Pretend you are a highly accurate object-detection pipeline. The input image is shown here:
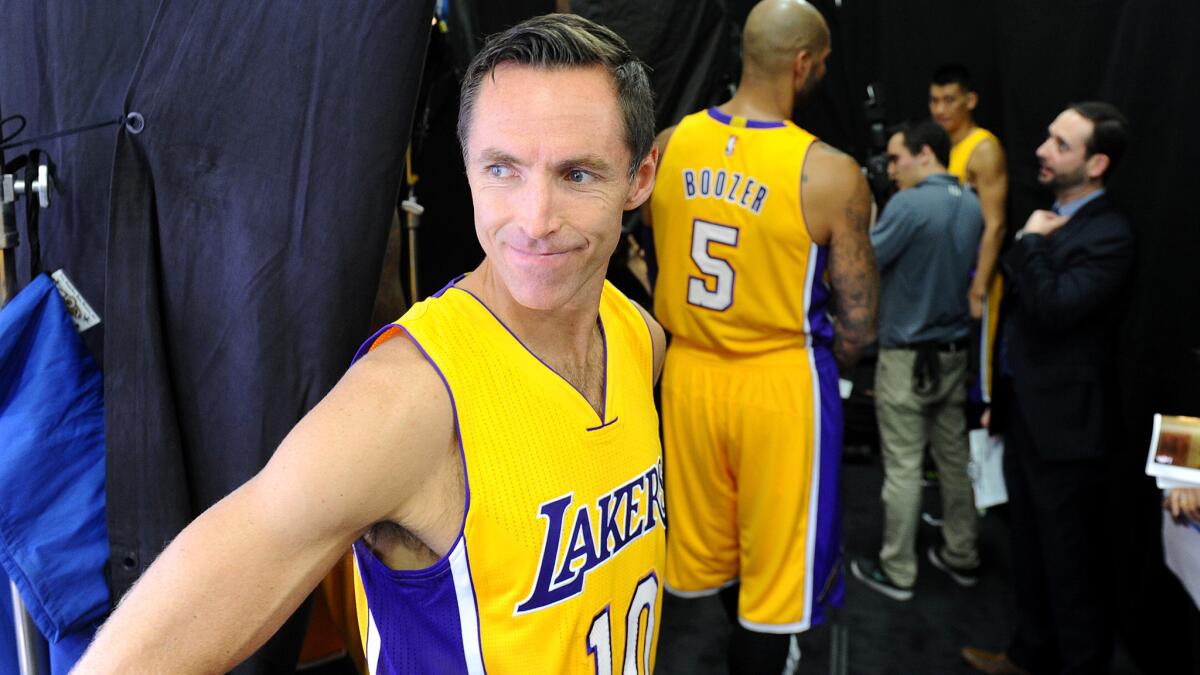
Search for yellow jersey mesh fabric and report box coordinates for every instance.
[948,126,999,184]
[650,108,830,359]
[352,278,665,675]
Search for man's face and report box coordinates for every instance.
[463,63,654,311]
[794,46,831,107]
[886,132,920,190]
[929,82,975,135]
[1035,109,1096,194]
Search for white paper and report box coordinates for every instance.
[968,428,1007,509]
[1157,476,1200,489]
[50,269,101,332]
[1145,413,1200,484]
[1162,510,1200,610]
[838,378,853,399]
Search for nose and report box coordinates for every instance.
[1035,139,1051,161]
[518,174,560,240]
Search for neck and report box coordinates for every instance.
[1056,181,1103,205]
[720,74,794,122]
[949,120,977,146]
[459,259,603,372]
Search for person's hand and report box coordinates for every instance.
[968,286,985,320]
[980,407,991,431]
[1164,487,1200,524]
[1021,209,1070,238]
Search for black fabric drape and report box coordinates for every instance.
[4,1,434,671]
[103,0,434,592]
[0,1,161,363]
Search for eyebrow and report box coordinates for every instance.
[554,154,615,176]
[477,148,521,166]
[1048,130,1069,147]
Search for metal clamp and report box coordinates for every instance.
[12,164,51,208]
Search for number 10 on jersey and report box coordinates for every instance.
[587,573,659,675]
[687,219,740,311]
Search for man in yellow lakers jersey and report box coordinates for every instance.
[930,64,1008,403]
[645,1,877,671]
[77,15,668,674]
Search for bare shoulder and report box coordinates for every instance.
[968,135,1007,177]
[259,332,456,535]
[802,142,870,245]
[629,300,666,384]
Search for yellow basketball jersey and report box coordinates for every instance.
[948,125,1004,402]
[650,108,831,356]
[948,126,999,184]
[352,278,665,674]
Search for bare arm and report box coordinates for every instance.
[803,144,878,371]
[966,138,1008,319]
[75,337,455,674]
[639,125,676,229]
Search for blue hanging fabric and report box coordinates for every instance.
[0,273,108,674]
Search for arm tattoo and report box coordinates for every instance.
[830,175,879,370]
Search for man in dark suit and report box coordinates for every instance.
[962,102,1134,674]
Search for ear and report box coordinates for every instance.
[792,50,811,83]
[966,91,979,112]
[1085,152,1110,180]
[624,145,659,210]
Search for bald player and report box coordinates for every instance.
[930,64,1007,401]
[645,1,877,671]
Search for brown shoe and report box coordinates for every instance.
[960,646,1031,675]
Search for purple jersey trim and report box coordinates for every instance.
[706,107,787,129]
[433,274,467,298]
[808,348,844,625]
[351,324,487,672]
[354,326,470,580]
[447,286,611,427]
[586,416,620,432]
[806,246,834,348]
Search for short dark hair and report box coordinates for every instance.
[893,119,951,168]
[1069,101,1130,176]
[931,63,974,93]
[457,14,655,178]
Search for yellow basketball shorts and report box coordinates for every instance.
[660,341,843,633]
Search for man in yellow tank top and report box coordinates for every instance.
[930,64,1008,403]
[77,15,669,674]
[646,2,878,672]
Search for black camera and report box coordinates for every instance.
[862,82,894,207]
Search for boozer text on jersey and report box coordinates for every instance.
[681,167,769,215]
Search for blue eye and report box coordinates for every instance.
[567,169,592,184]
[487,164,513,178]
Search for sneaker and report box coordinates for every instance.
[850,559,913,601]
[927,546,979,587]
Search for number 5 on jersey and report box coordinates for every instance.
[687,219,739,311]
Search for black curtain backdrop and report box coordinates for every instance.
[2,1,434,671]
[805,2,1200,670]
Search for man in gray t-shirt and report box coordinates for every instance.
[851,119,983,601]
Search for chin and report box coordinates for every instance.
[504,271,584,312]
